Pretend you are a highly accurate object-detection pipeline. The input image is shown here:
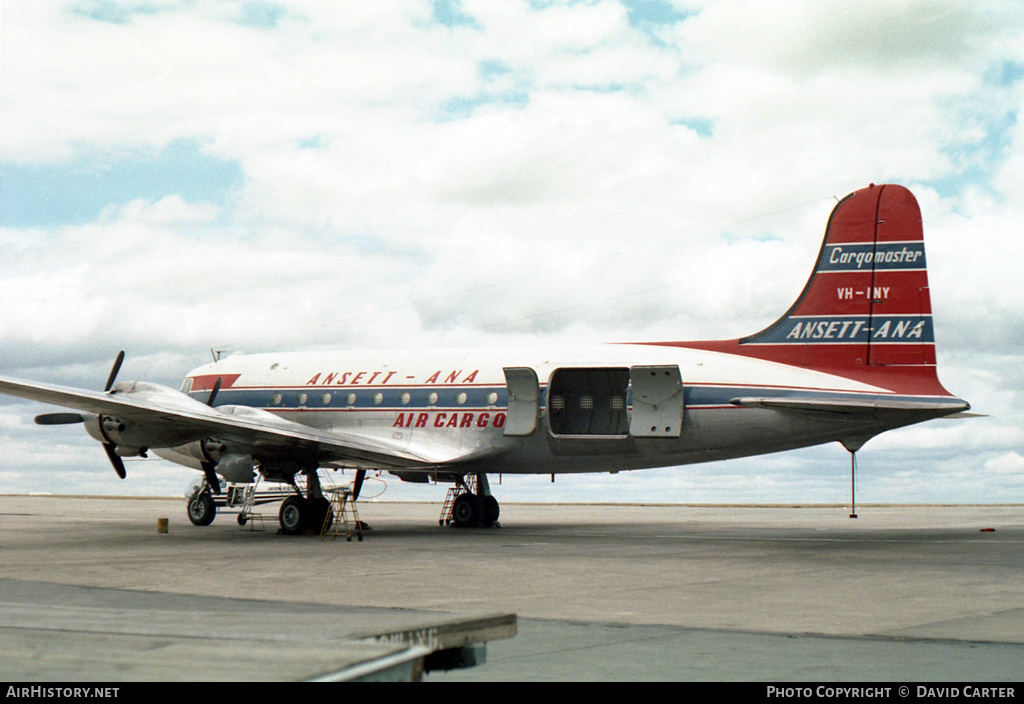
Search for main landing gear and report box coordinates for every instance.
[441,474,500,528]
[276,466,364,532]
[278,468,333,535]
[278,494,333,535]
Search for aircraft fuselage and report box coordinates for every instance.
[169,343,963,477]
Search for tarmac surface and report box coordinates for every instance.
[1,495,1022,682]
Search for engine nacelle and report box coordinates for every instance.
[83,412,200,456]
[83,414,140,456]
[215,454,256,483]
[169,438,230,465]
[155,441,257,484]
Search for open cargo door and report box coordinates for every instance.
[629,365,683,438]
[502,367,539,437]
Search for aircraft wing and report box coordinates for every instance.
[0,376,466,469]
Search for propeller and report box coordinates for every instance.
[199,378,224,494]
[104,350,125,392]
[31,351,153,482]
[33,351,125,430]
[200,462,222,495]
[99,351,128,479]
[352,469,366,501]
[32,352,126,477]
[102,440,127,480]
[206,377,222,407]
[34,412,84,425]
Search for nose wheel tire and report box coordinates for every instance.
[187,493,216,526]
[279,495,308,535]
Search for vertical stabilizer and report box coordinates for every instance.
[741,183,933,370]
[662,184,952,395]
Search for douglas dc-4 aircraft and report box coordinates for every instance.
[0,184,969,533]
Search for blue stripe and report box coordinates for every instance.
[819,242,926,272]
[192,383,956,413]
[750,315,933,344]
[192,385,509,411]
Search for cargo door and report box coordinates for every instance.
[547,368,630,436]
[502,367,540,436]
[629,365,684,438]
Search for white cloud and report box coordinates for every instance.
[984,452,1024,476]
[98,195,220,224]
[676,0,1006,74]
[1,0,1022,502]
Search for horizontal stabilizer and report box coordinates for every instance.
[729,396,969,415]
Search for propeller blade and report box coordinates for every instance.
[352,469,366,501]
[102,443,127,479]
[104,350,125,392]
[206,377,223,407]
[34,413,85,425]
[201,462,222,495]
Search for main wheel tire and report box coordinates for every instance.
[188,493,216,526]
[279,495,308,535]
[482,495,500,527]
[311,497,333,532]
[451,493,483,528]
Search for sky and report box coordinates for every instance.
[1,0,1022,506]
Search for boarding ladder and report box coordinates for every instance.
[439,475,478,527]
[321,486,364,542]
[235,475,265,531]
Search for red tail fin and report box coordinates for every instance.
[743,183,933,367]
[665,184,952,395]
